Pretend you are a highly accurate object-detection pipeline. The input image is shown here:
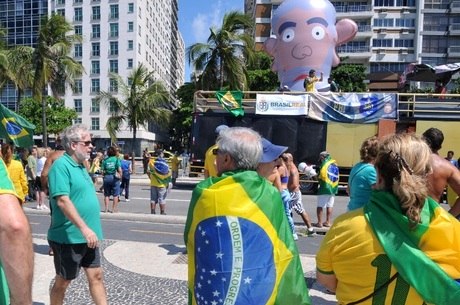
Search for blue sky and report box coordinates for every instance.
[178,0,243,82]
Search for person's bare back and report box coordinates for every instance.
[428,153,460,217]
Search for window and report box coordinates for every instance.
[56,9,65,17]
[73,79,82,94]
[110,42,118,55]
[109,60,118,73]
[394,39,414,48]
[91,79,100,93]
[110,4,119,19]
[128,40,133,50]
[92,24,100,38]
[74,99,82,113]
[396,0,415,5]
[128,3,134,13]
[128,22,134,32]
[74,25,82,36]
[109,78,118,92]
[57,0,65,4]
[374,0,394,6]
[110,23,119,38]
[127,59,133,69]
[74,44,82,57]
[74,0,83,3]
[91,118,100,131]
[92,42,100,56]
[74,7,83,22]
[91,61,100,74]
[74,117,82,124]
[395,18,415,27]
[92,6,100,20]
[372,39,393,47]
[109,99,118,112]
[373,18,394,27]
[91,98,100,112]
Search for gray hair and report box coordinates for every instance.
[217,127,262,171]
[61,124,89,151]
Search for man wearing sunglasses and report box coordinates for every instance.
[47,124,107,305]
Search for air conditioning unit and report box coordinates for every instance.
[400,49,408,54]
[378,28,387,33]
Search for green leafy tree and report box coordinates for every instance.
[331,62,367,92]
[18,97,77,136]
[187,11,254,90]
[169,82,196,150]
[247,51,278,91]
[32,13,84,147]
[96,63,171,155]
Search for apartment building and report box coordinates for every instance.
[245,0,460,91]
[0,0,185,153]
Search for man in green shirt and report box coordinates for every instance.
[47,124,107,305]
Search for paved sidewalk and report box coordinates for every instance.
[27,174,337,304]
[31,235,337,305]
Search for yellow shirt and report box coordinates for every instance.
[316,208,460,305]
[204,144,218,178]
[148,161,171,187]
[5,159,28,202]
[171,155,180,171]
[304,76,320,92]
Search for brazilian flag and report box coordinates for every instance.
[318,156,339,195]
[0,103,35,148]
[0,261,8,305]
[184,171,311,305]
[365,191,460,304]
[216,91,244,117]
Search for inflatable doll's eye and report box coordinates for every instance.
[281,28,295,42]
[311,26,325,40]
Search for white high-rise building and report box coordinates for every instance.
[0,0,185,154]
[245,0,460,91]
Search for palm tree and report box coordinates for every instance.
[186,11,254,91]
[96,64,171,155]
[32,13,83,147]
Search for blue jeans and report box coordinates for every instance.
[281,189,295,234]
[103,175,120,197]
[120,177,130,199]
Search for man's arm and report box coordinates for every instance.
[447,168,460,217]
[0,194,33,305]
[55,195,99,248]
[41,151,64,195]
[316,271,337,292]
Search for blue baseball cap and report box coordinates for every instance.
[260,138,288,163]
[215,124,229,135]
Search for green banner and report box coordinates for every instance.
[216,91,244,117]
[0,104,35,148]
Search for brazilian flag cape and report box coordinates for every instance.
[0,158,20,305]
[184,170,311,305]
[318,156,339,195]
[364,191,460,305]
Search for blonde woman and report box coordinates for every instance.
[316,134,460,305]
[1,143,28,203]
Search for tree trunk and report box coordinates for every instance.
[42,95,47,147]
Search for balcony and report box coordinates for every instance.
[449,23,460,34]
[356,25,373,38]
[421,24,448,35]
[337,45,372,58]
[448,46,460,56]
[335,4,373,18]
[450,1,460,12]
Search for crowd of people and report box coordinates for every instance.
[1,123,460,304]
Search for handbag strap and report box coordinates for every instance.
[347,272,399,305]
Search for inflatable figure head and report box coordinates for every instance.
[264,0,357,91]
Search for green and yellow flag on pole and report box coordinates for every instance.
[0,103,35,148]
[184,170,311,305]
[365,191,460,305]
[215,91,244,117]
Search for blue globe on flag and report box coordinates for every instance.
[194,216,276,305]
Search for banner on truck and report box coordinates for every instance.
[308,92,397,123]
[256,94,309,116]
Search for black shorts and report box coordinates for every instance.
[48,240,101,280]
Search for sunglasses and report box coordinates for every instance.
[212,148,222,155]
[74,141,93,147]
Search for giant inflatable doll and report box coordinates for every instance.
[264,0,357,91]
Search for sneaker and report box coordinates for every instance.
[160,211,167,215]
[151,209,156,214]
[306,228,316,237]
[125,198,130,202]
[293,233,299,241]
[41,205,50,211]
[36,205,42,210]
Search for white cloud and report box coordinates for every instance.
[192,14,208,42]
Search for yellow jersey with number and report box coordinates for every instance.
[316,208,460,305]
